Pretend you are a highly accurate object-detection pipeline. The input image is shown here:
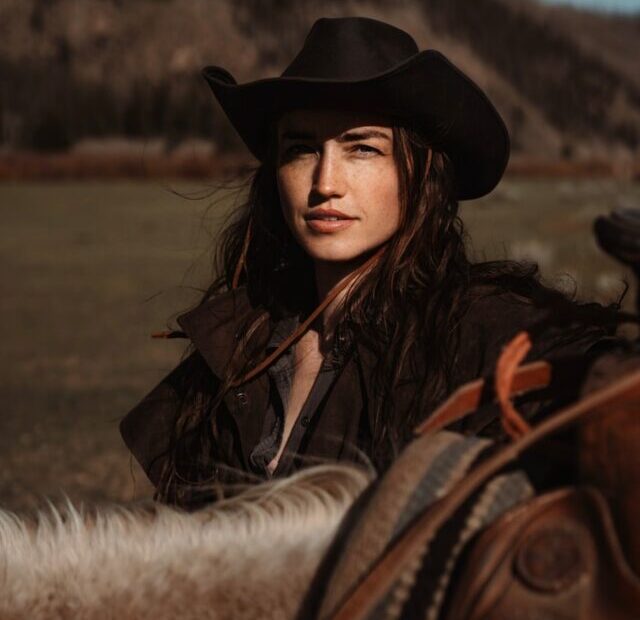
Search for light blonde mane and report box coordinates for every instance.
[0,464,371,620]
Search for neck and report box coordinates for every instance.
[313,254,372,339]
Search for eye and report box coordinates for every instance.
[351,144,382,156]
[282,143,315,159]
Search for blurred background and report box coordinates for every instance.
[1,0,639,512]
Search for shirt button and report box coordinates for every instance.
[301,416,310,427]
[236,391,249,407]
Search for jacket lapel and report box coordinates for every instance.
[177,288,252,379]
[177,288,271,469]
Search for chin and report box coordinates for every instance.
[302,239,372,264]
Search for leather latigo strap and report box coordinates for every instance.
[414,359,551,436]
[414,329,593,437]
[328,337,640,620]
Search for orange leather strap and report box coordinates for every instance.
[495,331,533,439]
[414,359,551,436]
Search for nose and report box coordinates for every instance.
[311,146,346,203]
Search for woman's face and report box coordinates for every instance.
[276,109,401,265]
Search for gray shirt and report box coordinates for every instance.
[248,317,349,476]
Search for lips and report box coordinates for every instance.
[305,208,356,233]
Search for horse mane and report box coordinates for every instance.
[0,464,371,620]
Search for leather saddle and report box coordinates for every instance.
[298,334,640,620]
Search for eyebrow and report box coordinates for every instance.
[338,130,391,143]
[280,128,391,142]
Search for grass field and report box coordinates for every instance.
[1,178,640,512]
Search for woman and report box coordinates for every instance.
[121,17,616,508]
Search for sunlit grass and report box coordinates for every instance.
[1,178,639,511]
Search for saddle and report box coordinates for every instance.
[297,334,640,620]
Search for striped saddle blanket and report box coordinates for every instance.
[299,430,533,620]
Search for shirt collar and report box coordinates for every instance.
[266,315,300,351]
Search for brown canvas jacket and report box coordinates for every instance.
[120,287,610,493]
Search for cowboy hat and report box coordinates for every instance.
[202,16,510,200]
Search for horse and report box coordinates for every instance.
[0,465,370,620]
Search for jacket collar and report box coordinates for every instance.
[177,287,386,393]
[176,288,255,379]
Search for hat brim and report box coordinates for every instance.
[202,50,510,201]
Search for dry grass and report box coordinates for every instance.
[1,178,639,512]
[0,152,254,181]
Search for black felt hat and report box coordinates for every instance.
[202,16,510,200]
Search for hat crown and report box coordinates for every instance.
[282,17,419,81]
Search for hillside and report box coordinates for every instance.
[0,0,638,161]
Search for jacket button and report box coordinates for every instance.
[236,391,249,407]
[301,416,310,427]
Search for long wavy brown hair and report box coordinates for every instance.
[155,123,620,507]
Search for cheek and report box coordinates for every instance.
[362,167,401,234]
[276,172,294,233]
[277,166,306,227]
[386,176,402,229]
